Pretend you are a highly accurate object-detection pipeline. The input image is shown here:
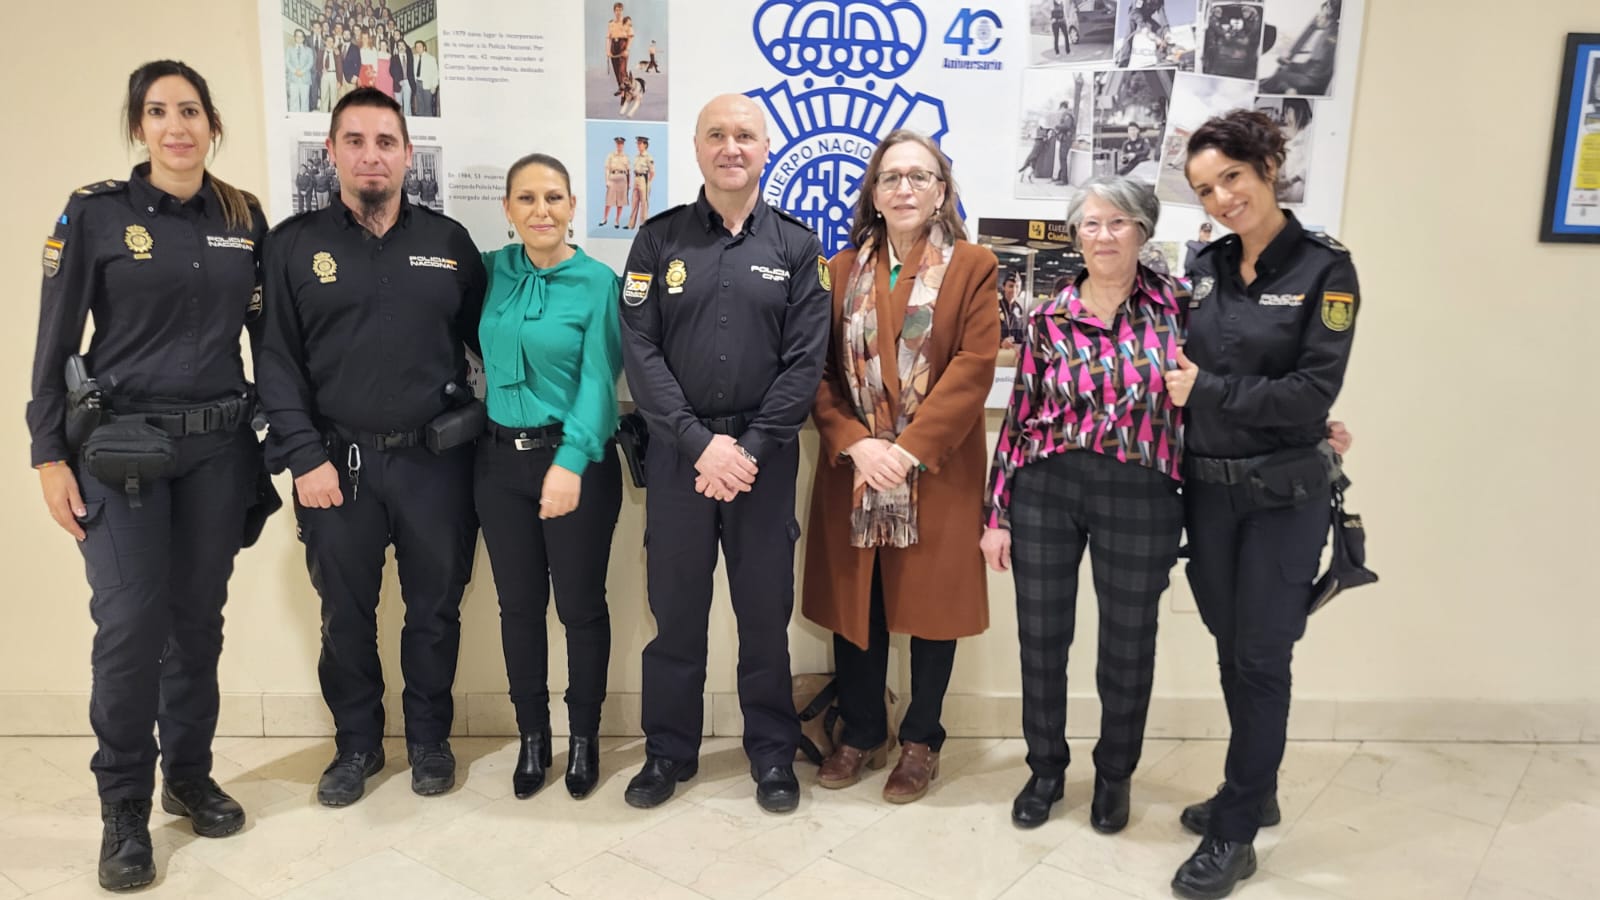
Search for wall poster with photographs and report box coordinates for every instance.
[1541,33,1600,243]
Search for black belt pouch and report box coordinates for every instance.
[1244,447,1331,510]
[80,421,178,503]
[424,400,487,453]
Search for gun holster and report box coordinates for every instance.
[615,412,649,489]
[425,400,487,453]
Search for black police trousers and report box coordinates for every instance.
[640,438,802,769]
[1184,478,1330,843]
[834,556,956,752]
[474,438,622,736]
[295,439,477,752]
[76,428,258,802]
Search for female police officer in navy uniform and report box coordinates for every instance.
[1164,109,1359,899]
[26,60,267,892]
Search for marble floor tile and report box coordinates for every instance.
[24,850,257,900]
[532,852,711,900]
[1474,788,1600,900]
[280,848,486,900]
[1262,784,1497,900]
[0,874,22,900]
[756,858,926,900]
[1515,745,1600,809]
[1331,741,1534,826]
[998,862,1143,899]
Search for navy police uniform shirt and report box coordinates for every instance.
[1183,210,1359,459]
[257,194,486,477]
[27,164,268,466]
[620,190,831,464]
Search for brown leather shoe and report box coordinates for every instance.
[818,739,891,789]
[883,742,939,804]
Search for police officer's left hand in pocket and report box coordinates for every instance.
[540,465,582,519]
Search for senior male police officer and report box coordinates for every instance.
[257,88,487,807]
[620,93,831,814]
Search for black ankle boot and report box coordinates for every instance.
[1172,836,1257,899]
[566,734,600,798]
[513,730,553,799]
[98,799,155,891]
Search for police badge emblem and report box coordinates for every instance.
[816,255,831,291]
[312,251,338,284]
[665,259,687,294]
[1193,276,1214,301]
[123,225,154,260]
[42,238,64,277]
[1321,291,1354,332]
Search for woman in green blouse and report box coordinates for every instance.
[477,153,623,800]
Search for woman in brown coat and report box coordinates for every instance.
[802,129,999,803]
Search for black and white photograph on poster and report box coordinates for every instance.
[279,0,440,117]
[586,0,667,121]
[290,142,337,214]
[1014,68,1093,199]
[586,120,669,240]
[1156,72,1256,205]
[1257,0,1343,97]
[1198,2,1262,81]
[977,217,1086,370]
[1028,0,1116,67]
[1094,69,1173,184]
[1254,96,1316,204]
[1111,0,1197,70]
[405,145,446,212]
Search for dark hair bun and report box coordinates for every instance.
[1185,108,1286,181]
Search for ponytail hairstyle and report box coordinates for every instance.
[125,60,259,232]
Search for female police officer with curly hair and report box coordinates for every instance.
[1164,108,1360,899]
[27,60,268,892]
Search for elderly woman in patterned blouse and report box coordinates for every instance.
[981,175,1185,834]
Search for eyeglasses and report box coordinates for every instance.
[1078,217,1137,237]
[874,169,941,192]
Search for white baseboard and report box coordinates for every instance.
[1,693,1593,742]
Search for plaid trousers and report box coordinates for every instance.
[1010,450,1184,780]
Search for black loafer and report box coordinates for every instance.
[1180,783,1281,836]
[317,748,386,807]
[624,756,697,809]
[408,741,456,796]
[98,799,156,892]
[513,730,552,799]
[753,764,800,814]
[1172,835,1257,900]
[1090,774,1130,834]
[565,734,601,799]
[1010,774,1065,829]
[161,777,245,837]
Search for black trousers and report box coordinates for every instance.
[1053,20,1071,53]
[639,438,802,769]
[295,438,477,752]
[833,557,957,752]
[1011,451,1184,781]
[474,438,622,735]
[77,428,258,802]
[1185,478,1329,843]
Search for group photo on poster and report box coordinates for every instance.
[1258,0,1343,96]
[585,122,667,239]
[278,0,440,117]
[1111,0,1197,69]
[586,0,667,120]
[290,139,443,214]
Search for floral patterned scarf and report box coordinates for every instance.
[840,225,953,548]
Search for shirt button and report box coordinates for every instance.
[722,280,730,287]
[184,330,194,338]
[192,261,201,269]
[719,315,728,323]
[719,354,727,361]
[1228,314,1237,321]
[716,391,725,399]
[381,276,390,285]
[180,363,190,371]
[384,313,394,321]
[146,206,155,213]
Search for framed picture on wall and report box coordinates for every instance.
[1540,32,1600,243]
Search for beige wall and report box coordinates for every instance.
[2,2,1596,737]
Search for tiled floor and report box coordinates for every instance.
[1,736,1594,899]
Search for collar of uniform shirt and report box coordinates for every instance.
[1219,208,1305,281]
[693,188,763,236]
[128,161,212,215]
[330,192,414,232]
[1053,263,1180,322]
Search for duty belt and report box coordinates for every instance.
[1183,453,1274,486]
[109,394,252,437]
[485,421,562,451]
[698,412,755,435]
[324,421,424,451]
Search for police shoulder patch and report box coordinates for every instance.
[817,255,832,291]
[42,237,64,278]
[1320,291,1354,332]
[622,271,652,307]
[72,179,126,198]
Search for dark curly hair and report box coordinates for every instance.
[1184,108,1286,184]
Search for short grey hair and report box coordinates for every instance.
[1063,176,1161,246]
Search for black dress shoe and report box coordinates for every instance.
[161,777,245,837]
[753,764,800,814]
[1090,774,1131,834]
[98,799,156,891]
[409,741,457,796]
[1010,774,1064,829]
[1180,783,1281,836]
[513,730,553,799]
[624,756,698,809]
[1172,835,1257,900]
[317,748,386,807]
[565,734,600,799]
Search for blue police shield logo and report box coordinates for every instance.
[747,0,955,257]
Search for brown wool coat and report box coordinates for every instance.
[801,237,1000,650]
